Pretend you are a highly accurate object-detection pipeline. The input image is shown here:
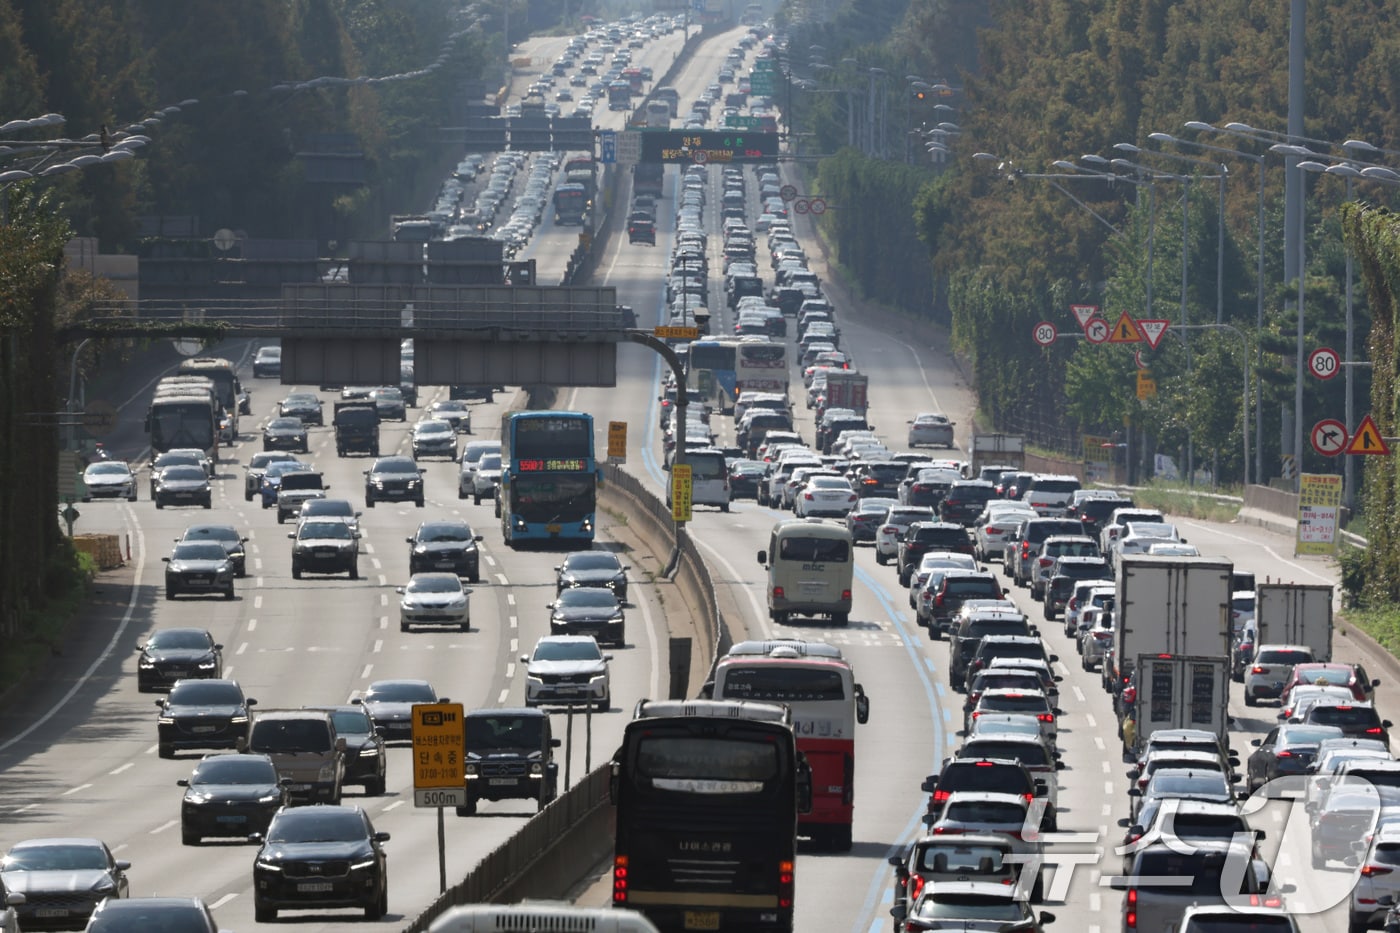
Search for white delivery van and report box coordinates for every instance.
[758,518,854,626]
[667,448,731,513]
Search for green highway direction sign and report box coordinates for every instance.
[724,115,767,129]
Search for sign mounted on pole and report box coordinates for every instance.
[1108,312,1143,343]
[1137,319,1170,350]
[598,129,617,164]
[1346,414,1391,456]
[1134,348,1149,370]
[412,702,466,808]
[1070,304,1099,328]
[1085,318,1110,344]
[1310,419,1348,457]
[1032,322,1057,347]
[1308,346,1340,380]
[670,464,693,522]
[1295,473,1343,557]
[1136,371,1157,400]
[607,421,627,462]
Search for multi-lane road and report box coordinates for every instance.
[0,17,1377,933]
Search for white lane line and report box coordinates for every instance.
[510,638,518,653]
[371,558,382,570]
[1090,894,1102,914]
[1085,713,1097,728]
[498,689,510,704]
[63,783,93,797]
[373,640,383,654]
[254,595,263,610]
[254,559,263,572]
[237,642,248,655]
[364,542,376,555]
[380,593,388,607]
[1104,782,1115,795]
[1102,804,1112,816]
[379,617,388,630]
[1094,736,1106,751]
[1101,761,1110,774]
[495,573,508,585]
[382,800,405,813]
[15,803,36,812]
[506,663,516,679]
[210,894,238,910]
[256,576,264,587]
[109,763,133,776]
[509,615,518,629]
[506,593,516,606]
[377,574,386,585]
[360,664,373,679]
[486,556,497,566]
[223,666,234,679]
[247,618,257,631]
[1073,686,1086,703]
[149,819,178,835]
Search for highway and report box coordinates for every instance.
[0,15,1378,933]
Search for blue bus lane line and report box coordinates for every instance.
[850,561,947,933]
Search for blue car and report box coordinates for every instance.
[259,460,313,508]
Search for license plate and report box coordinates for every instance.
[546,524,562,533]
[36,908,70,918]
[489,777,518,786]
[288,783,311,791]
[434,560,454,568]
[188,575,210,583]
[192,725,218,733]
[297,882,334,893]
[553,686,580,695]
[216,814,247,823]
[685,911,720,930]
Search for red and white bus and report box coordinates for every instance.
[706,639,869,851]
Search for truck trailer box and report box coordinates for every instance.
[1116,555,1233,673]
[1131,654,1232,755]
[1254,583,1334,662]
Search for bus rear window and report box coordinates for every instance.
[636,737,778,792]
[778,537,850,563]
[720,667,846,702]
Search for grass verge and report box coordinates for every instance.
[1339,606,1400,658]
[1125,484,1243,524]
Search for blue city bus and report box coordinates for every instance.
[687,338,741,415]
[498,411,600,546]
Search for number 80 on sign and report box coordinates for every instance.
[1032,321,1057,347]
[1309,347,1340,380]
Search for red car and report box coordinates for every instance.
[1278,661,1379,706]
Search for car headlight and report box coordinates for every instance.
[529,762,543,775]
[610,613,623,622]
[449,596,467,608]
[400,600,413,610]
[139,657,155,668]
[158,716,175,724]
[197,660,217,669]
[258,792,282,803]
[184,792,213,804]
[317,764,336,781]
[359,746,380,757]
[230,714,249,724]
[255,858,283,872]
[413,545,429,554]
[406,479,420,488]
[350,857,378,871]
[373,480,385,488]
[589,672,607,683]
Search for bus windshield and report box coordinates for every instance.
[150,401,215,453]
[509,416,592,460]
[690,342,737,371]
[510,477,595,522]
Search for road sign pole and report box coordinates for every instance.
[438,807,447,894]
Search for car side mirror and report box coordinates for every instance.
[374,831,391,843]
[520,655,529,663]
[248,832,265,844]
[115,860,131,870]
[396,587,406,595]
[177,779,190,787]
[406,537,414,544]
[757,550,767,565]
[1126,769,1141,781]
[246,698,257,706]
[1117,817,1132,828]
[161,557,171,563]
[920,777,937,794]
[1126,788,1141,797]
[287,533,296,539]
[1386,721,1395,729]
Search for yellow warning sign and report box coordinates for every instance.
[607,421,627,462]
[1108,312,1143,343]
[1346,414,1391,455]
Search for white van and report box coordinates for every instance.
[429,904,659,932]
[757,518,854,625]
[667,448,730,513]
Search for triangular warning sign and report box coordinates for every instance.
[1070,304,1099,328]
[1108,311,1143,343]
[1346,414,1391,455]
[1138,319,1170,350]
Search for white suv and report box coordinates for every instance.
[877,506,935,564]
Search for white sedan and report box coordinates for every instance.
[398,572,471,632]
[908,412,956,448]
[82,460,138,501]
[793,476,858,518]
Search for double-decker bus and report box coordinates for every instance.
[498,411,599,546]
[610,699,810,933]
[736,339,789,396]
[176,357,246,431]
[146,385,219,460]
[706,640,869,851]
[687,337,741,414]
[552,183,588,224]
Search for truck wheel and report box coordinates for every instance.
[875,551,887,565]
[365,498,375,508]
[277,511,285,524]
[415,498,424,507]
[831,825,853,851]
[244,489,253,502]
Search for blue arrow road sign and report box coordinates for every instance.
[599,129,617,164]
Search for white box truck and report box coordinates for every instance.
[1253,583,1334,662]
[1129,654,1232,756]
[969,434,1025,476]
[1111,555,1233,692]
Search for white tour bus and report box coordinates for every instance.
[428,904,659,932]
[758,518,854,625]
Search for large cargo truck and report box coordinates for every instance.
[1128,654,1232,757]
[969,434,1026,476]
[822,371,868,414]
[1253,583,1334,661]
[333,402,380,457]
[1111,555,1233,695]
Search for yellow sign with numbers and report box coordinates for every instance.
[411,703,464,790]
[670,464,693,522]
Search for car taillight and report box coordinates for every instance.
[1037,713,1055,723]
[1021,542,1030,557]
[1276,750,1293,758]
[1096,631,1113,641]
[935,594,944,606]
[1362,865,1394,877]
[1126,889,1137,929]
[1038,558,1053,567]
[1252,666,1266,674]
[841,589,851,601]
[773,586,785,599]
[971,711,982,720]
[803,492,814,500]
[908,874,925,900]
[921,591,932,602]
[932,827,962,835]
[1367,727,1385,735]
[778,859,794,908]
[932,789,951,803]
[986,525,1002,535]
[613,855,629,903]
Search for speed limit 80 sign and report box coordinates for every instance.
[1032,322,1057,347]
[1308,347,1340,380]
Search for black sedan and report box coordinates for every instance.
[310,704,387,795]
[156,678,256,759]
[0,837,130,932]
[363,456,424,507]
[548,587,625,646]
[177,753,288,844]
[554,551,629,602]
[1244,723,1345,793]
[177,523,249,577]
[137,627,223,692]
[727,459,767,499]
[153,465,212,509]
[370,386,407,420]
[162,542,235,600]
[407,520,483,581]
[361,679,437,745]
[427,399,473,433]
[277,392,323,426]
[262,417,309,453]
[251,805,389,922]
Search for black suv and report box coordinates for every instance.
[307,704,387,796]
[456,708,560,815]
[156,678,256,759]
[251,805,389,922]
[407,520,483,581]
[364,456,425,507]
[850,461,908,498]
[939,480,998,526]
[1074,496,1132,536]
[922,757,1047,824]
[897,522,976,585]
[949,611,1033,685]
[927,571,1005,639]
[963,636,1058,693]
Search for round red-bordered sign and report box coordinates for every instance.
[780,184,798,202]
[1308,347,1340,380]
[1032,322,1057,347]
[692,149,709,164]
[1085,318,1110,344]
[809,198,827,215]
[1311,419,1348,457]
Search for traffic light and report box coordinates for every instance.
[911,88,928,102]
